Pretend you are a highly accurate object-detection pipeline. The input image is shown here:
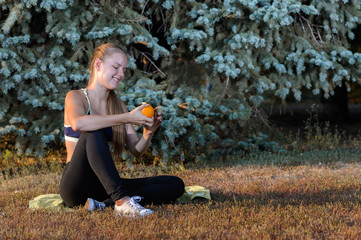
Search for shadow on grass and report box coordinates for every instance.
[184,148,361,171]
[209,189,361,207]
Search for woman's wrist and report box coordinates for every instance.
[143,130,153,139]
[119,112,133,125]
[126,112,133,123]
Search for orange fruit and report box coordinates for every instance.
[141,102,154,118]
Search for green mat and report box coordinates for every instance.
[29,185,211,211]
[177,185,212,204]
[29,194,72,212]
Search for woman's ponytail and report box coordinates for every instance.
[89,43,128,159]
[107,90,125,160]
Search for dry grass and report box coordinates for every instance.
[1,151,361,239]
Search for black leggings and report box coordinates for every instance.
[59,129,185,208]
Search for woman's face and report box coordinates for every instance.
[97,52,128,90]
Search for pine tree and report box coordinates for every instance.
[1,0,361,162]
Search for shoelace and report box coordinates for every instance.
[128,196,147,212]
[95,201,105,210]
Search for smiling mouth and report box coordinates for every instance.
[112,77,121,83]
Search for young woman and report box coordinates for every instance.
[59,43,185,217]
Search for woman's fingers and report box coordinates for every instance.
[145,114,162,132]
[155,112,162,123]
[144,117,154,127]
[131,104,162,128]
[135,104,149,112]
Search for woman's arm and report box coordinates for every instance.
[120,101,162,157]
[65,90,154,131]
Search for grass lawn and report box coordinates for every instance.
[1,149,361,239]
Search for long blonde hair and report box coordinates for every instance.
[89,43,126,159]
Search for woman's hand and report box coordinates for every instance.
[124,105,162,157]
[128,104,154,127]
[144,107,162,135]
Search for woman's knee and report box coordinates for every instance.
[149,175,185,197]
[170,176,185,197]
[59,185,86,208]
[80,130,110,151]
[81,130,107,141]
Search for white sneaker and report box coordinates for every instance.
[85,198,106,212]
[114,196,153,218]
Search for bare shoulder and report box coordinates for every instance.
[66,89,84,99]
[65,90,86,103]
[65,90,87,111]
[64,90,88,124]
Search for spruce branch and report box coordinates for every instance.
[253,107,272,130]
[225,14,245,19]
[89,0,104,14]
[220,77,230,99]
[165,135,181,154]
[170,0,181,28]
[157,9,167,33]
[140,70,153,77]
[298,14,327,46]
[306,20,322,46]
[141,0,150,15]
[214,76,230,108]
[70,46,85,62]
[141,52,166,77]
[316,28,324,43]
[124,17,148,23]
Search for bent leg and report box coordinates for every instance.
[59,130,130,207]
[121,175,185,205]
